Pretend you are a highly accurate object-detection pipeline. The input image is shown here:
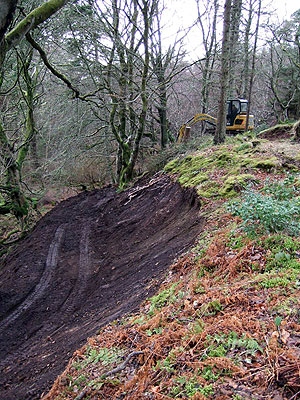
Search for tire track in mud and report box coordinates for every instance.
[0,225,65,331]
[61,224,91,314]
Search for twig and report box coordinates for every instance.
[290,390,300,400]
[73,351,144,400]
[74,388,88,400]
[102,351,144,377]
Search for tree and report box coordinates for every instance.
[228,0,242,97]
[245,0,261,131]
[214,0,232,145]
[196,0,219,119]
[267,10,300,121]
[0,0,69,224]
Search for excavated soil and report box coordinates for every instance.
[0,174,203,400]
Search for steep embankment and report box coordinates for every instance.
[0,174,203,400]
[44,133,300,400]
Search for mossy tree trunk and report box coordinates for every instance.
[19,47,40,174]
[0,47,39,223]
[0,122,29,220]
[153,52,168,149]
[150,11,170,150]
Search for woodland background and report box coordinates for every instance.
[1,0,300,228]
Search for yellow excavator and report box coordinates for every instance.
[178,99,254,142]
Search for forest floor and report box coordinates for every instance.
[2,127,300,400]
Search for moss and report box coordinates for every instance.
[251,139,262,148]
[0,202,11,215]
[164,155,207,175]
[258,123,293,137]
[250,158,277,170]
[197,181,221,198]
[165,146,279,199]
[234,143,253,152]
[284,163,299,172]
[219,174,257,198]
[165,155,210,187]
[164,158,181,172]
[239,157,256,167]
[239,157,278,170]
[214,150,236,167]
[178,173,208,187]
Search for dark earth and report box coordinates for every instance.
[0,174,204,400]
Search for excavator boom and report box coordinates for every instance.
[178,113,217,143]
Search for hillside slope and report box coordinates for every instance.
[44,132,300,400]
[0,174,203,400]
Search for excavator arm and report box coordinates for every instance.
[178,114,217,143]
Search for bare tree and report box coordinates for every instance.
[196,0,219,116]
[245,0,261,131]
[214,0,232,144]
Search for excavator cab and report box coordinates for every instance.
[226,99,254,132]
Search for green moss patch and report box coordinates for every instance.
[219,174,257,198]
[164,145,281,199]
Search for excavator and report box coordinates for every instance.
[177,99,254,142]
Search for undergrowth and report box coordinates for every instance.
[44,138,300,400]
[228,174,300,235]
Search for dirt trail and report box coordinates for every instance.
[0,174,203,400]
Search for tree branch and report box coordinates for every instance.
[5,0,69,51]
[26,32,80,98]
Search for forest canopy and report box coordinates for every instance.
[0,0,300,229]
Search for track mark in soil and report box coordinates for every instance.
[0,174,203,400]
[62,224,91,314]
[0,225,65,331]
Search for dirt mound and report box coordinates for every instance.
[0,174,203,400]
[258,124,293,141]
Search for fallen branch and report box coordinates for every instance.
[74,351,144,400]
[102,351,144,377]
[74,389,88,400]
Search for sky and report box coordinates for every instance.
[161,0,300,60]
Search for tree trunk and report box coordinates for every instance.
[228,0,242,97]
[292,119,300,141]
[156,64,168,148]
[0,0,69,225]
[214,0,232,145]
[0,122,29,221]
[242,0,253,99]
[1,0,69,70]
[245,0,261,132]
[197,0,218,123]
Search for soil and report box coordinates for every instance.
[258,125,293,141]
[0,173,203,400]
